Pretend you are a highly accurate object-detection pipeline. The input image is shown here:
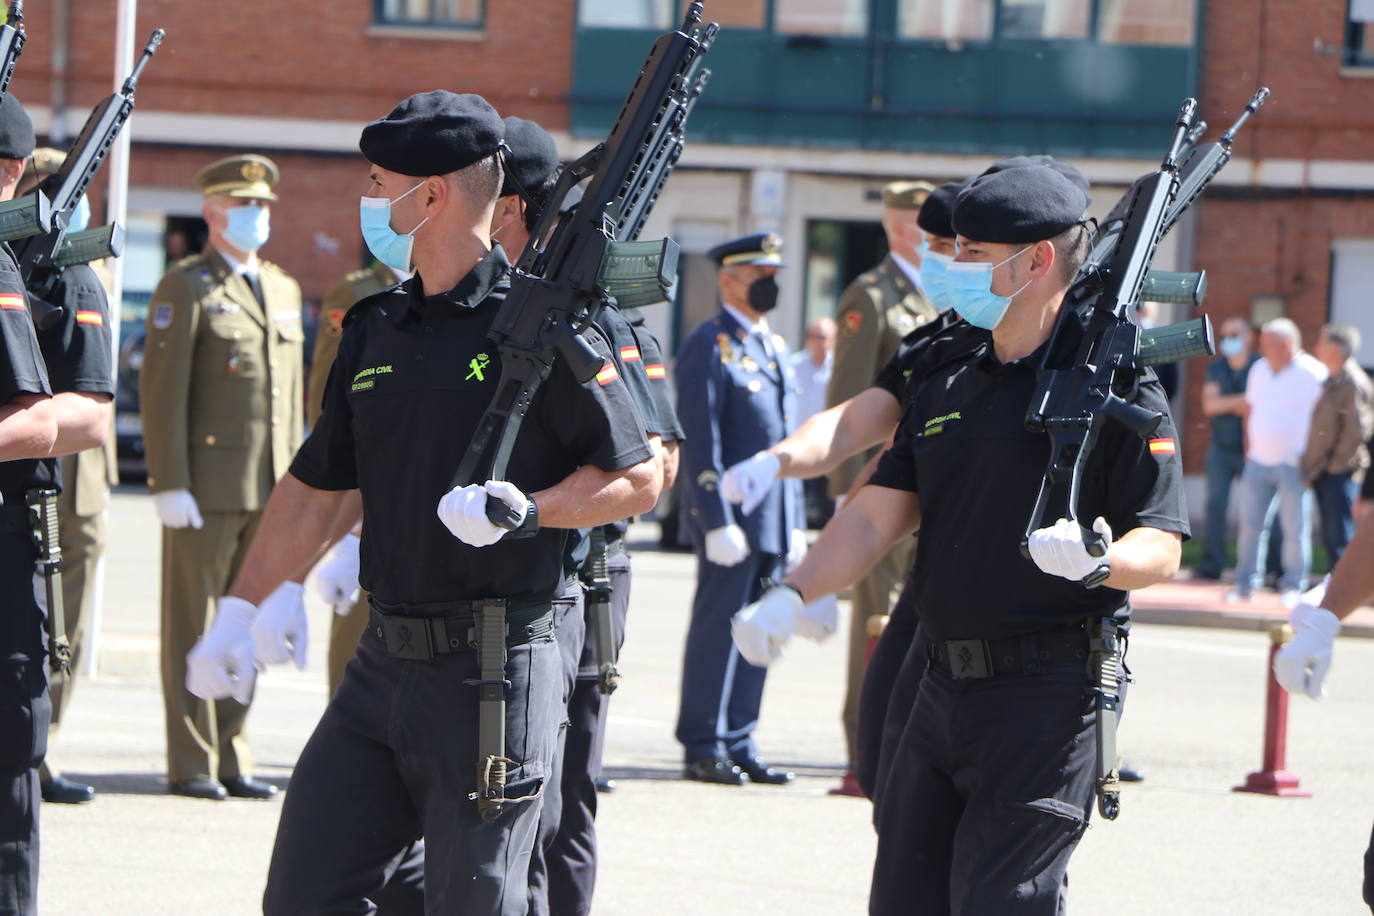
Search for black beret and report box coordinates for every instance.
[981,155,1091,205]
[0,94,35,160]
[500,116,559,199]
[708,232,785,267]
[916,181,966,239]
[952,166,1090,244]
[360,91,504,177]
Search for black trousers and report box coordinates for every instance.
[855,564,919,802]
[870,661,1096,916]
[1364,818,1374,913]
[545,550,632,916]
[262,601,565,916]
[0,529,47,916]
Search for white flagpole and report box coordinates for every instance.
[85,0,138,680]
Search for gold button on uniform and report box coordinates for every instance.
[205,434,216,445]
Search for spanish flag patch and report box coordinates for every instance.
[619,346,641,362]
[645,363,666,379]
[76,310,104,326]
[0,293,24,311]
[1148,438,1176,455]
[596,364,620,386]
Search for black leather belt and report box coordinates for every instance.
[928,629,1090,679]
[368,599,555,661]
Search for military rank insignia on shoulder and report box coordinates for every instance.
[152,302,173,329]
[717,332,735,364]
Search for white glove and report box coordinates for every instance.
[1027,516,1113,582]
[154,489,204,530]
[250,581,309,670]
[1273,605,1341,699]
[796,593,839,643]
[704,525,750,567]
[315,533,361,612]
[186,597,258,704]
[437,480,528,547]
[786,528,809,571]
[722,451,781,515]
[732,585,803,667]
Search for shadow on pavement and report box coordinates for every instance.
[57,771,292,796]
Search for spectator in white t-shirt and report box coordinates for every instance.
[790,316,835,527]
[1228,318,1329,604]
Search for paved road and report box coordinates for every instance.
[33,489,1374,914]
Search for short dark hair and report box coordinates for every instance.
[451,153,502,211]
[1049,223,1091,283]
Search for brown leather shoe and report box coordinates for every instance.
[683,757,748,786]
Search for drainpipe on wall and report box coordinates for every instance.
[49,0,68,144]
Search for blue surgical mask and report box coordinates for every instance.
[1220,336,1244,358]
[223,203,271,252]
[359,181,429,272]
[67,194,91,234]
[944,246,1033,330]
[916,240,956,313]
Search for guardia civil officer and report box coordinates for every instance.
[14,147,118,806]
[138,153,304,801]
[308,260,404,696]
[735,164,1186,914]
[673,232,820,786]
[721,180,967,797]
[0,95,114,915]
[1273,505,1374,911]
[184,91,658,915]
[821,181,937,779]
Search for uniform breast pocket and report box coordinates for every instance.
[203,310,264,380]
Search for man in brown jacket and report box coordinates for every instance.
[1303,323,1374,566]
[824,179,938,786]
[139,154,304,800]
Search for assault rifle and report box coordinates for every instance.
[0,1,26,98]
[1,28,165,328]
[452,3,716,824]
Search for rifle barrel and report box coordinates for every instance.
[121,29,166,95]
[1220,86,1270,147]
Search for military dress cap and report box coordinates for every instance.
[952,165,1089,245]
[500,116,560,199]
[193,153,280,201]
[916,181,966,239]
[981,154,1090,203]
[361,90,505,178]
[708,232,785,268]
[881,180,935,210]
[0,94,35,160]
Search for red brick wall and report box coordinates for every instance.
[1201,0,1374,160]
[6,1,576,306]
[9,1,574,127]
[1179,0,1374,472]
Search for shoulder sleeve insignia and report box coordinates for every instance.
[326,308,345,333]
[842,310,863,336]
[152,303,173,330]
[696,469,720,491]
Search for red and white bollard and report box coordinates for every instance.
[1233,623,1311,798]
[830,613,889,798]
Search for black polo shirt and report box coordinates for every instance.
[624,307,683,443]
[870,320,1189,643]
[292,247,653,607]
[0,247,57,497]
[871,310,963,409]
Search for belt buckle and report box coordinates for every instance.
[945,640,993,679]
[382,616,434,660]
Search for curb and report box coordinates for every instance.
[1134,606,1374,638]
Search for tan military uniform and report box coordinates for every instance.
[38,426,117,783]
[826,253,937,766]
[140,245,304,783]
[308,261,397,694]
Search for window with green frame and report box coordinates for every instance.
[374,0,484,28]
[896,0,1195,45]
[1348,0,1374,66]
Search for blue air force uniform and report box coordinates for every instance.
[673,234,803,769]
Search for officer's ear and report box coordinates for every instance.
[1028,239,1057,281]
